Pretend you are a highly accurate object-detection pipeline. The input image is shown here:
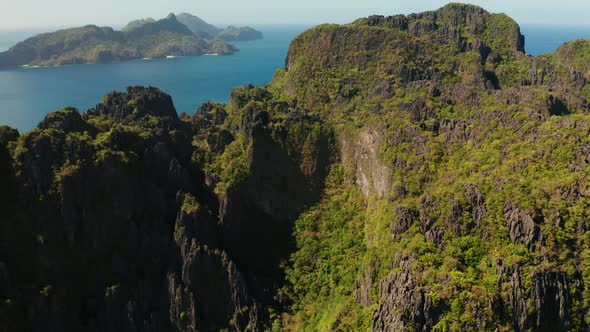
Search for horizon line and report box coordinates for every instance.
[2,20,590,32]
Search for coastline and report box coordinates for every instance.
[7,52,235,70]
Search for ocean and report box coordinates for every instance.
[0,24,588,132]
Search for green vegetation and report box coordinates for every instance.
[181,193,200,214]
[175,13,221,37]
[176,12,262,41]
[217,26,263,41]
[554,39,590,72]
[281,166,373,331]
[40,285,52,297]
[121,18,156,32]
[210,134,251,195]
[264,3,590,331]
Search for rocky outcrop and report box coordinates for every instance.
[530,271,585,331]
[495,262,529,331]
[0,87,293,332]
[38,107,97,134]
[505,204,542,250]
[494,261,586,332]
[391,207,419,237]
[355,261,375,308]
[218,85,336,304]
[340,126,392,198]
[0,85,341,331]
[373,255,445,331]
[87,87,180,126]
[171,203,261,331]
[464,183,486,226]
[265,4,590,330]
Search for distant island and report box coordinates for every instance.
[125,13,263,42]
[0,13,262,68]
[176,13,263,41]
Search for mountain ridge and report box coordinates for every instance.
[125,12,264,42]
[175,12,263,41]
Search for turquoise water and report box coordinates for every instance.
[0,26,309,132]
[0,24,589,132]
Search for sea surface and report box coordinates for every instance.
[520,24,590,56]
[0,25,310,132]
[0,24,589,132]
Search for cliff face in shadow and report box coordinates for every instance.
[0,85,335,332]
[2,3,590,332]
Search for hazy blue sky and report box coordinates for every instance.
[0,0,589,29]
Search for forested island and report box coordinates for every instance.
[175,13,263,41]
[0,13,262,68]
[1,3,590,331]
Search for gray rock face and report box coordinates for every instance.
[530,272,572,331]
[355,261,375,307]
[464,183,486,226]
[0,87,278,332]
[391,207,418,237]
[495,260,585,332]
[219,86,335,304]
[495,262,530,331]
[340,126,393,198]
[372,255,444,332]
[172,215,262,332]
[87,87,180,125]
[505,204,542,250]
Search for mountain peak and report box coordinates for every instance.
[176,12,221,37]
[121,17,155,32]
[356,3,524,54]
[438,2,487,12]
[87,86,179,126]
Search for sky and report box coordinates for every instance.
[0,0,589,30]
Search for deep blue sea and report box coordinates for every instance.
[0,26,310,132]
[0,24,588,132]
[520,24,590,56]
